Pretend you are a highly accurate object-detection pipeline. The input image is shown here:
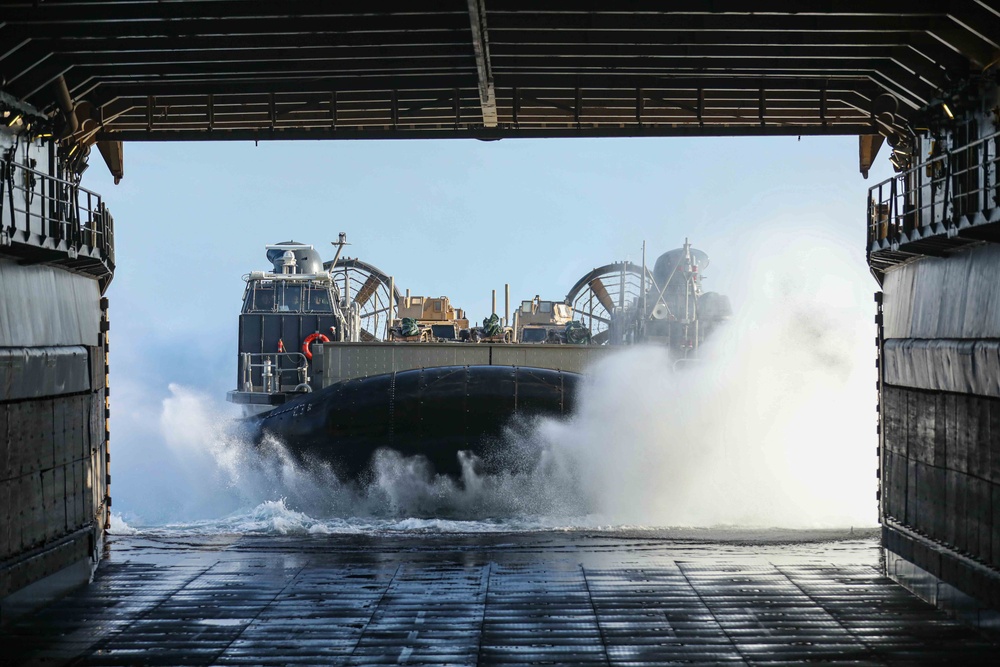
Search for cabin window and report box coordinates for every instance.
[253,285,275,312]
[521,328,547,342]
[307,287,332,312]
[278,284,302,312]
[540,302,552,313]
[434,301,442,312]
[431,324,456,340]
[521,300,533,312]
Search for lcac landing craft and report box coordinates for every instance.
[228,236,729,477]
[227,237,580,477]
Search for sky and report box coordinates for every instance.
[77,134,896,524]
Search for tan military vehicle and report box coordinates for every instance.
[389,295,471,342]
[515,296,589,344]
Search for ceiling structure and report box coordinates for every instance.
[1,1,998,159]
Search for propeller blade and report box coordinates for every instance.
[359,328,378,342]
[354,275,381,307]
[589,278,615,313]
[591,329,611,345]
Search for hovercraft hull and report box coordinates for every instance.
[246,365,579,477]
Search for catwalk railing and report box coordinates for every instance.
[867,131,1000,270]
[0,155,115,281]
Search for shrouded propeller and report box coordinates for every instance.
[564,262,653,344]
[324,257,401,341]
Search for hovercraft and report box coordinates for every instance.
[227,236,729,477]
[227,237,580,477]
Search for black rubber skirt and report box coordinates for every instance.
[246,365,579,477]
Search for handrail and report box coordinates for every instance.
[239,352,309,393]
[867,131,1000,250]
[0,155,115,274]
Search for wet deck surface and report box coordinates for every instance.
[5,529,998,665]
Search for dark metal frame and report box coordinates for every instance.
[2,2,991,142]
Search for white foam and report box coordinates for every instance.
[107,512,138,535]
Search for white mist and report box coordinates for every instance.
[537,229,877,527]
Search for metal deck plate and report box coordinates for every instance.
[4,530,997,665]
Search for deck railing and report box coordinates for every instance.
[238,352,310,394]
[868,131,1000,251]
[0,154,115,276]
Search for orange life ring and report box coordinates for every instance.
[302,332,330,360]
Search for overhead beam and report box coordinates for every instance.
[3,13,472,39]
[59,55,941,88]
[60,57,474,80]
[467,0,497,127]
[87,75,479,100]
[96,122,878,143]
[97,98,872,128]
[948,1,1000,51]
[0,1,947,23]
[86,74,884,104]
[48,45,473,68]
[488,13,938,33]
[40,43,927,68]
[0,4,944,34]
[8,57,75,103]
[929,16,1000,69]
[94,90,876,128]
[16,29,946,54]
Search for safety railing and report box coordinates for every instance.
[0,154,115,274]
[238,352,309,394]
[867,131,1000,251]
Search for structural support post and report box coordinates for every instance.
[467,0,498,127]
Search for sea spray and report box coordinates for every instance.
[531,230,877,527]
